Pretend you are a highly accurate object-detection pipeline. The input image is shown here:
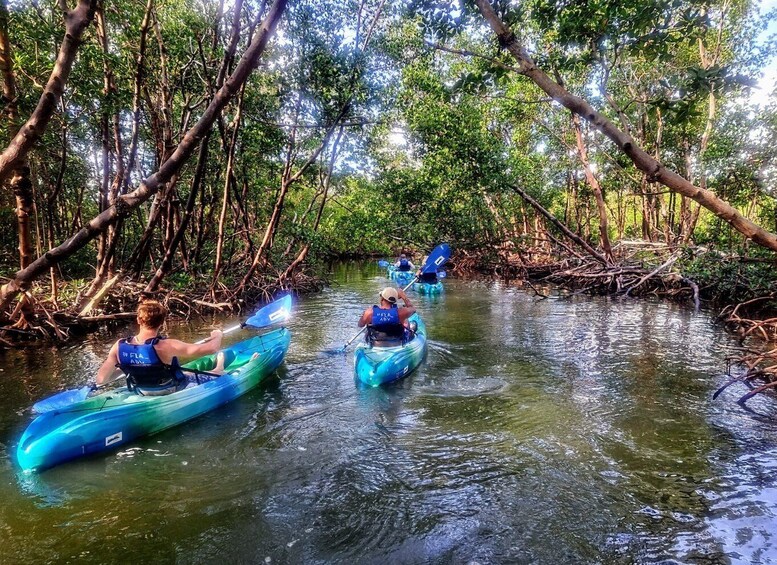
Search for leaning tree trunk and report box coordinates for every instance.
[0,0,97,186]
[0,0,35,324]
[473,0,777,254]
[572,113,612,262]
[0,0,289,311]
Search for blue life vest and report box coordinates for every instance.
[117,336,186,395]
[368,306,405,345]
[398,258,411,272]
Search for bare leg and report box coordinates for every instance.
[212,352,226,375]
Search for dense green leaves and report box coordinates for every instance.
[0,0,776,295]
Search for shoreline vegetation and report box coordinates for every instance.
[1,0,777,410]
[3,239,777,407]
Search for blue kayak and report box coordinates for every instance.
[387,265,415,284]
[17,329,290,472]
[354,314,427,386]
[413,280,443,294]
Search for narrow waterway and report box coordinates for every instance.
[1,262,776,563]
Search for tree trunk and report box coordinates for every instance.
[473,0,777,254]
[0,0,97,185]
[144,134,211,293]
[282,125,345,279]
[512,184,608,264]
[213,84,246,281]
[572,113,612,261]
[236,105,349,292]
[0,0,289,311]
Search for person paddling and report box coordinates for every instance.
[358,287,417,346]
[96,300,226,395]
[394,253,415,272]
[416,255,439,284]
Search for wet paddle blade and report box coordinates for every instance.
[32,386,92,414]
[378,260,390,268]
[421,243,451,273]
[244,295,292,328]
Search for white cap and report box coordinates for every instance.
[379,287,398,304]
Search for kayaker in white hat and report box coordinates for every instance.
[96,300,226,395]
[358,287,417,346]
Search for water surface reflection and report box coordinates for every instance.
[1,262,775,563]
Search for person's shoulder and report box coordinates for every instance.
[154,337,185,351]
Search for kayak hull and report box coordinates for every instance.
[17,329,290,472]
[354,314,427,387]
[387,266,414,284]
[413,281,443,294]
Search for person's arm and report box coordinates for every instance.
[358,308,372,328]
[397,290,416,321]
[96,341,121,385]
[159,330,223,363]
[408,261,415,269]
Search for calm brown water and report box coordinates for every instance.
[1,261,776,564]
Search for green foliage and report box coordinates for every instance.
[680,247,777,303]
[0,0,776,306]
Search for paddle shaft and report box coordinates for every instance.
[195,322,243,344]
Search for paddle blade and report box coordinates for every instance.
[32,386,92,414]
[244,295,292,328]
[421,243,451,273]
[377,260,390,268]
[438,270,447,278]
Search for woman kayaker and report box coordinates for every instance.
[96,300,226,395]
[358,287,417,346]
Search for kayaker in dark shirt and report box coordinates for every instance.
[416,256,438,284]
[394,253,415,272]
[96,300,225,392]
[358,287,416,346]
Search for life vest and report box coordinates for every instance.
[117,336,187,395]
[398,258,411,271]
[418,271,438,283]
[368,305,406,345]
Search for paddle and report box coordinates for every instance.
[31,295,292,414]
[327,243,451,354]
[378,260,390,268]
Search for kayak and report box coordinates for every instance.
[413,280,443,294]
[387,266,415,284]
[354,313,427,387]
[17,328,290,472]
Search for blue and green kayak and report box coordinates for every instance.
[354,313,427,386]
[387,266,415,284]
[17,328,290,472]
[413,280,443,294]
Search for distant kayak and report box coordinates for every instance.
[354,314,427,386]
[413,280,443,294]
[17,329,290,472]
[387,265,415,283]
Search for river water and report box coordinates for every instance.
[1,262,776,564]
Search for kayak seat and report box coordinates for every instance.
[366,327,415,348]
